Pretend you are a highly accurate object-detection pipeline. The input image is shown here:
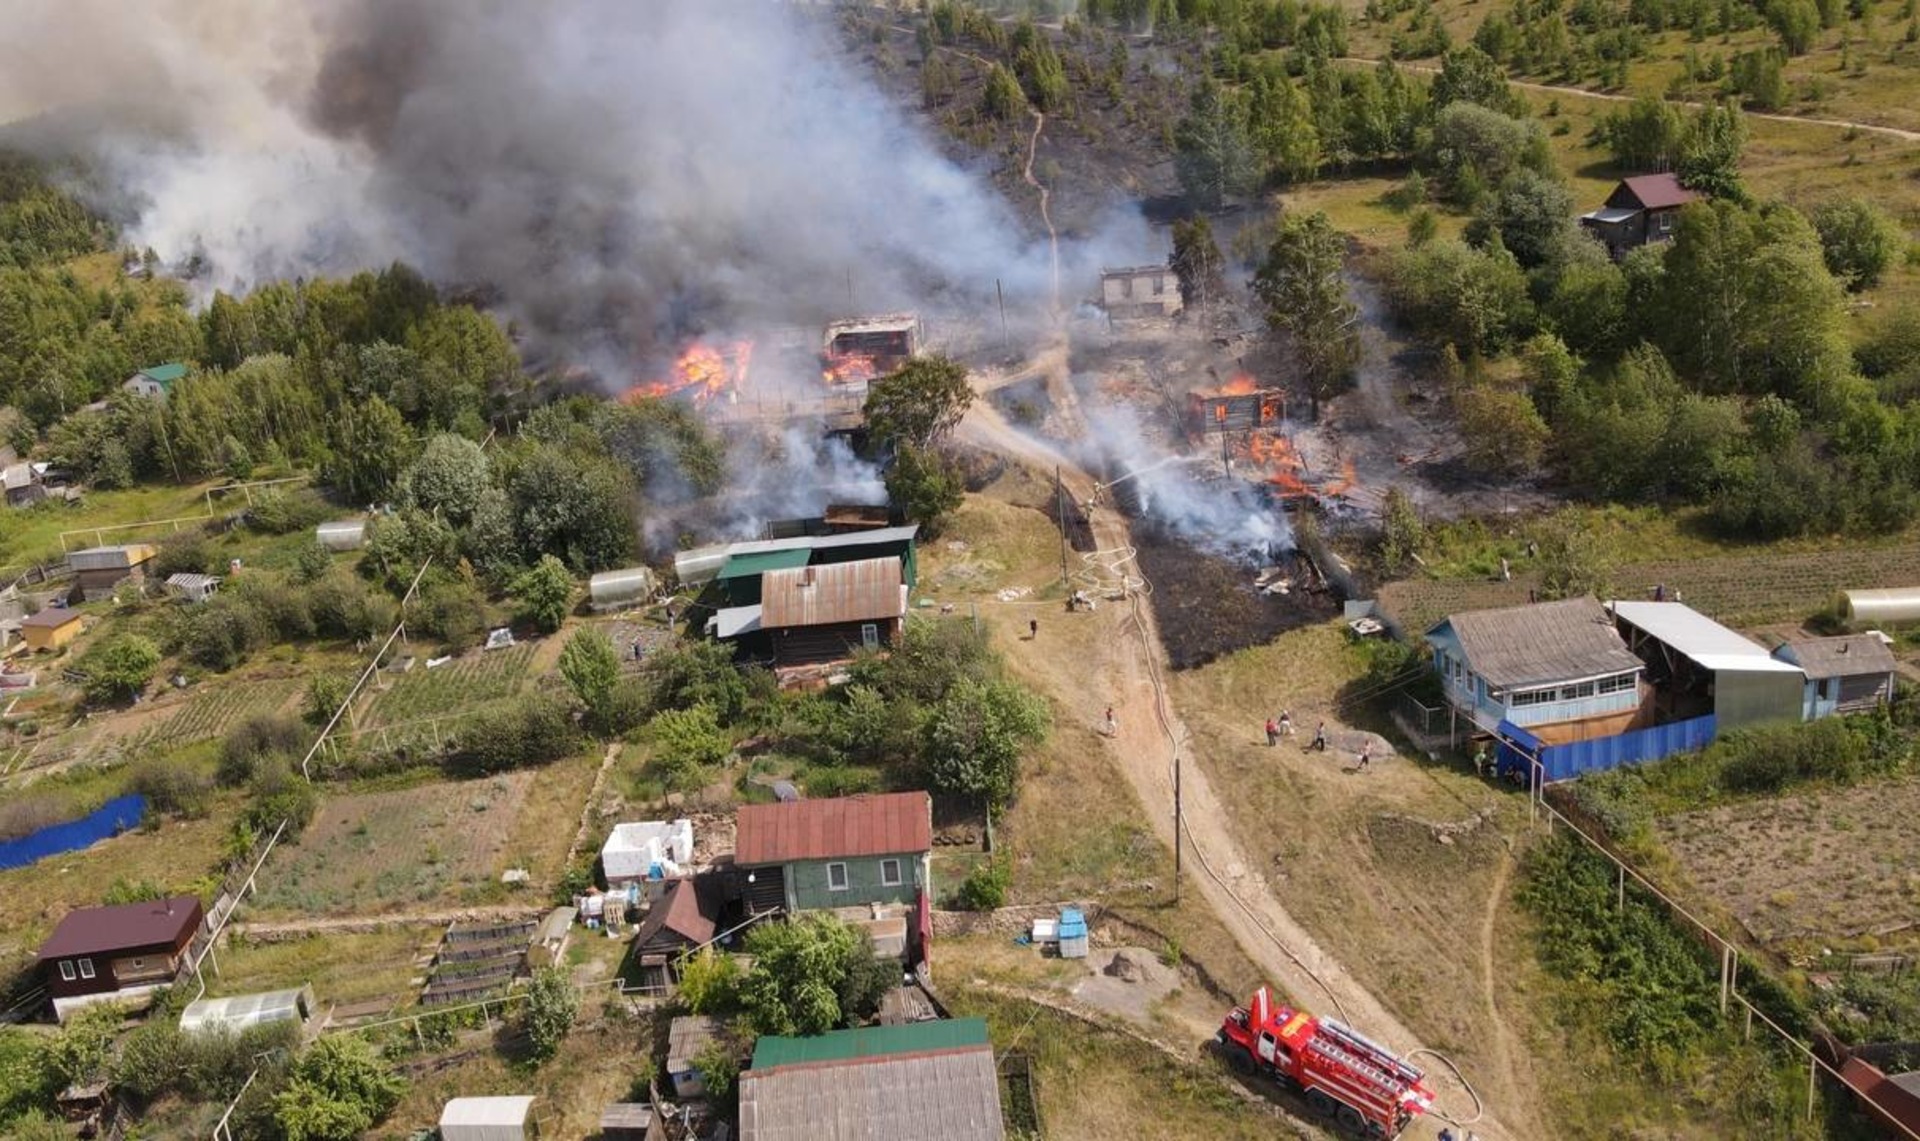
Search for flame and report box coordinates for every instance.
[1220,372,1260,396]
[626,339,753,404]
[1234,433,1355,499]
[822,352,880,387]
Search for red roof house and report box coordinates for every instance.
[734,792,932,915]
[37,896,204,1021]
[1580,172,1701,257]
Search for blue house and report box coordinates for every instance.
[1426,596,1646,741]
[1772,634,1897,721]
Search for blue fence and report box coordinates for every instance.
[1495,716,1718,783]
[0,794,147,871]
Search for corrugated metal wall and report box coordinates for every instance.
[1497,715,1718,782]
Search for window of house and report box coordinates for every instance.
[78,958,95,980]
[59,961,76,982]
[1559,681,1597,701]
[1152,276,1165,296]
[827,862,849,891]
[861,623,880,650]
[129,958,145,970]
[880,858,903,886]
[1510,688,1553,708]
[1597,673,1637,695]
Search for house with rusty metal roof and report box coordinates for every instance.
[1579,172,1700,258]
[752,556,908,668]
[36,895,204,1022]
[1426,596,1646,741]
[739,1018,1006,1141]
[733,792,931,918]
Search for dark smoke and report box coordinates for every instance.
[2,0,1136,375]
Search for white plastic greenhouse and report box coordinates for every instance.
[179,985,313,1038]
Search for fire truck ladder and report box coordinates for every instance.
[1312,1017,1424,1091]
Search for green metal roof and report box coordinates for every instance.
[750,1018,990,1071]
[140,362,189,386]
[718,549,813,580]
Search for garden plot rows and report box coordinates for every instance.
[1379,538,1920,634]
[116,679,301,755]
[360,644,538,728]
[254,772,536,916]
[1658,777,1920,954]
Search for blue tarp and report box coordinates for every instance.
[0,794,146,871]
[1495,716,1718,783]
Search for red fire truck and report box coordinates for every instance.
[1216,986,1436,1138]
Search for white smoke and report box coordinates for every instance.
[1082,402,1292,560]
[0,0,1114,371]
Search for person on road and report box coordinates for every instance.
[1265,718,1279,746]
[1310,722,1328,752]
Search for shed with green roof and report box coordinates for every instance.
[741,1018,1004,1141]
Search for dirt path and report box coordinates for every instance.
[1335,56,1920,142]
[567,741,624,867]
[1474,846,1541,1136]
[960,376,1517,1139]
[1022,109,1063,311]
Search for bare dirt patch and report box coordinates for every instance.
[1659,777,1920,953]
[256,773,539,916]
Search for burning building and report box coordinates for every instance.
[626,340,754,405]
[1188,377,1284,434]
[822,314,922,387]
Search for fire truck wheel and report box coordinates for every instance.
[1228,1047,1255,1075]
[1306,1089,1338,1117]
[1334,1104,1367,1134]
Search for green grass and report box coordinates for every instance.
[0,481,232,570]
[213,928,428,1009]
[116,678,301,755]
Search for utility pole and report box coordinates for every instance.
[1055,465,1068,587]
[997,277,1010,354]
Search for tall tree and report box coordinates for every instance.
[1600,95,1685,171]
[1169,217,1228,315]
[1677,103,1748,202]
[1811,198,1905,292]
[1246,71,1321,184]
[322,395,415,505]
[1429,45,1525,116]
[863,355,973,449]
[1253,212,1361,418]
[1174,80,1256,210]
[559,627,621,721]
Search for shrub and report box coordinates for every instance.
[272,1035,405,1141]
[77,634,162,705]
[245,757,319,835]
[953,857,1010,911]
[511,554,574,633]
[521,967,579,1064]
[153,534,216,579]
[446,695,580,777]
[1717,717,1871,793]
[247,489,331,535]
[221,714,305,785]
[649,704,732,790]
[129,760,213,817]
[182,596,272,670]
[417,576,487,652]
[303,674,351,729]
[676,948,742,1015]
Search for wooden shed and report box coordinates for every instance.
[20,607,83,652]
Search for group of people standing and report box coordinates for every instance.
[1266,713,1372,769]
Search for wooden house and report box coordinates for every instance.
[122,362,188,400]
[1773,634,1898,719]
[20,607,83,652]
[69,544,158,601]
[37,896,204,1022]
[1426,596,1646,742]
[758,557,907,667]
[1579,174,1699,258]
[734,792,932,916]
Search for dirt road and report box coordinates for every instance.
[1335,56,1920,142]
[960,361,1530,1139]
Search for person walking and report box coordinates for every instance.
[1473,743,1490,778]
[1278,710,1294,737]
[1310,721,1327,752]
[1104,707,1117,737]
[1357,742,1372,771]
[1029,618,1039,640]
[1265,718,1279,747]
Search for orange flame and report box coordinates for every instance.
[1220,372,1260,396]
[1235,433,1355,500]
[822,352,880,387]
[626,339,753,404]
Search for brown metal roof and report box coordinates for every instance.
[735,792,931,866]
[739,1039,1004,1141]
[1429,596,1643,690]
[37,896,203,960]
[20,608,82,630]
[1778,635,1898,680]
[761,557,904,629]
[1616,173,1698,211]
[633,878,717,949]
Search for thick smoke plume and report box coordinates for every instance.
[0,0,1112,374]
[1083,403,1292,559]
